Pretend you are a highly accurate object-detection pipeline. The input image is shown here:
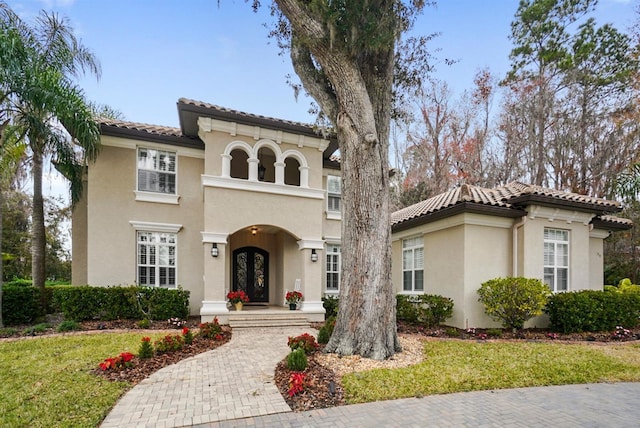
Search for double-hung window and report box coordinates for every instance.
[544,228,569,292]
[327,175,341,214]
[326,244,341,292]
[137,148,176,194]
[137,231,177,288]
[402,236,424,292]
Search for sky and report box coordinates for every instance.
[5,0,638,198]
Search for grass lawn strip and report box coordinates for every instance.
[0,332,170,428]
[341,341,640,403]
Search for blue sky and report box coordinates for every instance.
[7,0,637,130]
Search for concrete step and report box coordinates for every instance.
[228,313,310,329]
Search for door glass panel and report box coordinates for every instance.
[236,252,247,293]
[254,252,265,299]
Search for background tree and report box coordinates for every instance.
[3,4,101,305]
[261,0,434,359]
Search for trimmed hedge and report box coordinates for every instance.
[396,294,454,327]
[546,290,640,333]
[51,285,190,321]
[2,285,43,325]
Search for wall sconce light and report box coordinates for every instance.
[311,249,318,262]
[211,243,219,257]
[251,227,258,236]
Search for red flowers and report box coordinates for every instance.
[285,291,303,304]
[99,352,135,371]
[288,372,306,397]
[227,290,249,304]
[142,336,151,343]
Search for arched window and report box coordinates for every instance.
[284,157,301,186]
[257,147,276,183]
[230,149,249,179]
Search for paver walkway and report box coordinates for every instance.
[201,382,640,427]
[101,326,311,427]
[102,327,640,428]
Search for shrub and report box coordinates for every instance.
[138,337,154,359]
[477,277,551,330]
[287,333,319,354]
[288,372,306,396]
[396,294,454,327]
[445,327,460,337]
[546,290,640,333]
[137,318,151,329]
[486,328,503,338]
[287,348,308,371]
[99,352,135,371]
[57,320,81,332]
[604,278,640,294]
[198,318,223,339]
[51,285,190,321]
[154,334,184,353]
[2,285,42,325]
[322,295,339,319]
[317,316,336,344]
[182,327,194,345]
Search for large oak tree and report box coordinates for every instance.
[263,0,430,359]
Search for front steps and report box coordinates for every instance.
[228,311,311,329]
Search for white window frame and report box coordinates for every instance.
[325,244,341,293]
[136,148,178,202]
[326,175,342,219]
[543,228,569,292]
[136,231,178,288]
[402,236,424,293]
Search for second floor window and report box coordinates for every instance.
[138,148,176,194]
[327,175,341,213]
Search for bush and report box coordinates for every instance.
[2,285,43,325]
[138,337,154,358]
[287,333,319,354]
[57,320,81,332]
[317,316,336,344]
[546,290,640,333]
[154,334,184,353]
[51,285,190,321]
[199,318,223,339]
[286,348,308,371]
[322,295,339,319]
[604,278,640,294]
[477,277,551,330]
[396,294,454,327]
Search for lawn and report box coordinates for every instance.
[1,334,639,427]
[342,340,640,403]
[0,332,170,428]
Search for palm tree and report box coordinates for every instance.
[1,2,101,305]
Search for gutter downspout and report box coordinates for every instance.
[513,216,527,276]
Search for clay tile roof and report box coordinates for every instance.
[178,98,316,130]
[392,181,624,228]
[100,118,184,138]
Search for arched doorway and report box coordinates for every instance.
[232,246,268,303]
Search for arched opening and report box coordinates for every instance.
[230,149,249,179]
[284,156,301,186]
[257,147,276,183]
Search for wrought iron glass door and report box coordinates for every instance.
[233,247,268,303]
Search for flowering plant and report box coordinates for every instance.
[288,372,306,397]
[288,333,319,354]
[227,290,249,304]
[168,317,186,328]
[199,317,223,339]
[285,290,303,304]
[182,327,194,345]
[138,336,154,359]
[99,352,135,371]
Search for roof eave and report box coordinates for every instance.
[591,218,633,231]
[508,194,620,214]
[391,202,526,233]
[100,123,204,150]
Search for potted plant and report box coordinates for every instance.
[285,290,303,310]
[227,290,249,311]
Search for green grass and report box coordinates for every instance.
[342,341,640,403]
[0,332,168,428]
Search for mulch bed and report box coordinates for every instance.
[274,347,345,411]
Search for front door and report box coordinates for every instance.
[233,247,268,303]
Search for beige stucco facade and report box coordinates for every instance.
[73,100,630,328]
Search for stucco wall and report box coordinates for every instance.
[84,140,205,314]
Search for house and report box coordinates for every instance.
[72,99,631,327]
[391,183,631,328]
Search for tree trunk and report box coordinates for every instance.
[31,148,46,309]
[0,188,4,328]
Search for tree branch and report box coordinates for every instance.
[290,39,338,123]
